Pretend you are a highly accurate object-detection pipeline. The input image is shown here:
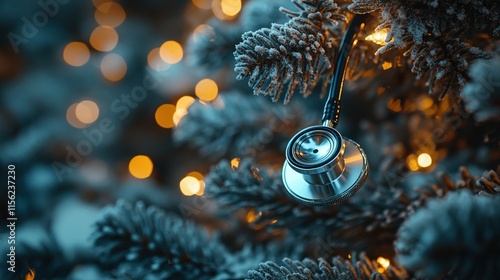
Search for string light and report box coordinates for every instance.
[382,61,393,70]
[417,153,432,168]
[155,104,176,128]
[159,41,183,64]
[95,2,126,28]
[75,100,99,124]
[406,154,419,171]
[187,171,205,195]
[147,48,170,71]
[129,155,154,179]
[90,26,118,52]
[176,96,195,111]
[101,53,127,81]
[376,257,390,273]
[195,78,218,101]
[221,0,241,17]
[230,158,240,170]
[63,42,90,67]
[365,29,389,45]
[246,209,260,223]
[179,176,201,196]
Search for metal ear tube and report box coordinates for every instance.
[282,14,369,207]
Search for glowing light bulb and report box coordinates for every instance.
[365,29,389,45]
[101,53,127,82]
[377,257,390,273]
[180,176,201,196]
[187,171,205,195]
[230,158,240,170]
[129,155,154,179]
[195,78,218,102]
[95,2,126,28]
[159,41,183,64]
[155,104,176,128]
[90,26,118,52]
[406,154,419,172]
[63,42,90,67]
[75,100,99,124]
[221,0,241,16]
[176,96,195,111]
[417,153,432,168]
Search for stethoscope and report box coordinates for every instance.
[282,14,369,207]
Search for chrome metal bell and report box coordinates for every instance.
[282,125,369,207]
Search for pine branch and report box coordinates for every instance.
[173,92,310,160]
[462,56,500,123]
[348,0,497,95]
[234,0,345,103]
[188,20,243,71]
[247,252,409,280]
[395,190,500,280]
[206,157,500,256]
[92,200,230,280]
[407,36,488,97]
[187,0,293,71]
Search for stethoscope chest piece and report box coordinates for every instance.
[282,125,368,207]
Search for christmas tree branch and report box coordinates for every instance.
[396,190,500,279]
[92,200,230,279]
[234,0,346,103]
[348,0,497,96]
[173,92,311,160]
[206,158,500,256]
[247,252,409,280]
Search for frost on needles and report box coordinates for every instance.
[234,0,346,103]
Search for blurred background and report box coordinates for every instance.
[0,0,254,278]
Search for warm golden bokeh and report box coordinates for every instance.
[147,47,170,71]
[101,53,127,81]
[231,158,240,170]
[63,42,91,67]
[129,155,154,179]
[155,104,176,128]
[221,0,241,16]
[95,2,126,27]
[179,176,201,196]
[176,96,196,110]
[417,153,432,168]
[75,100,100,124]
[406,154,419,171]
[159,41,183,64]
[90,26,119,52]
[195,78,218,101]
[376,257,390,273]
[365,29,389,45]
